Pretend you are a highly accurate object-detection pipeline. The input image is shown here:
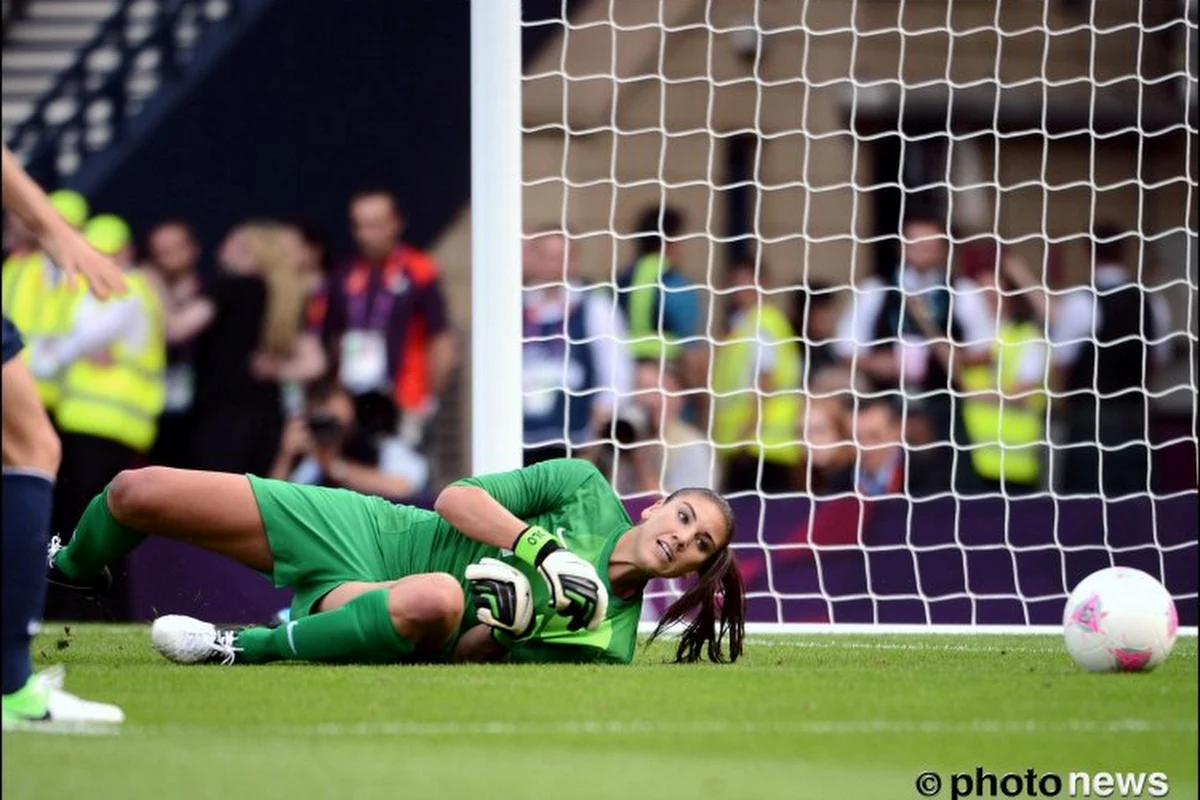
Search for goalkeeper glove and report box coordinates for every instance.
[512,525,609,632]
[465,558,535,639]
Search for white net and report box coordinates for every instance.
[519,0,1198,629]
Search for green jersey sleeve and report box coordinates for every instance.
[451,458,602,522]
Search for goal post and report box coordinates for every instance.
[473,0,1199,635]
[469,0,524,476]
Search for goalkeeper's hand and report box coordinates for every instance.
[513,525,609,632]
[465,558,535,639]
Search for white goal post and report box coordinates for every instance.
[469,0,1198,636]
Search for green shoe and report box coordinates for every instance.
[2,666,124,730]
[1,675,50,728]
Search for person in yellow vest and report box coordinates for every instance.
[1,190,92,412]
[711,258,803,494]
[909,252,1049,495]
[615,205,708,421]
[32,214,166,620]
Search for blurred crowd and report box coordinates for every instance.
[2,188,455,617]
[1,188,1188,584]
[522,205,1186,502]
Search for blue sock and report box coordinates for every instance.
[2,469,54,695]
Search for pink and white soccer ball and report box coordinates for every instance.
[1062,566,1178,673]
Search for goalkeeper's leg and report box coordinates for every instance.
[51,467,273,584]
[152,574,465,665]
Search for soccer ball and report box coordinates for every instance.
[1062,566,1178,673]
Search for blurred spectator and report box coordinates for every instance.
[294,221,332,275]
[852,397,909,497]
[835,213,995,491]
[1051,222,1172,496]
[40,214,166,619]
[269,379,427,500]
[619,360,718,494]
[317,189,457,447]
[808,363,875,405]
[248,224,328,393]
[143,219,214,469]
[0,193,90,412]
[188,222,306,475]
[800,397,856,496]
[925,250,1049,495]
[522,229,633,465]
[712,258,803,494]
[792,282,841,380]
[616,204,707,418]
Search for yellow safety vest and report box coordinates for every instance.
[625,254,682,361]
[961,321,1047,484]
[1,253,81,409]
[54,270,166,452]
[711,303,803,466]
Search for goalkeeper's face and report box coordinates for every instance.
[635,493,731,579]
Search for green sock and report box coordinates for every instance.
[54,488,145,580]
[234,589,415,665]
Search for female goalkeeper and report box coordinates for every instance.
[49,458,744,666]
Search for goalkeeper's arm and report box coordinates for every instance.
[433,482,529,551]
[435,478,609,631]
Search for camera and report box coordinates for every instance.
[611,404,649,446]
[306,413,345,446]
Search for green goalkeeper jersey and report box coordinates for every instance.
[382,458,642,665]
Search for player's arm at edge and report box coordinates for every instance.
[2,145,67,239]
[1,144,127,299]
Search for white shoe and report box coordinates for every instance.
[151,615,240,665]
[46,534,64,567]
[40,665,125,724]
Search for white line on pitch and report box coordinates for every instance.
[1,721,121,736]
[74,719,1197,738]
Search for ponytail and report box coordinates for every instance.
[648,546,745,663]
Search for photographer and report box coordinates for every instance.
[269,379,427,501]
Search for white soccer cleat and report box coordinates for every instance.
[151,615,241,666]
[39,665,126,724]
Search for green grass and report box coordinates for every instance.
[3,625,1196,800]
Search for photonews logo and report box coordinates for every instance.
[914,768,1170,799]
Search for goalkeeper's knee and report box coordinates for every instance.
[389,572,465,648]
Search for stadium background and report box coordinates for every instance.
[2,0,1196,629]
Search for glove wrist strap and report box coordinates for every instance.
[492,627,520,648]
[513,525,560,567]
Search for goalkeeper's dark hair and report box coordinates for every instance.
[647,488,745,664]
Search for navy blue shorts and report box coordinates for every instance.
[2,315,24,364]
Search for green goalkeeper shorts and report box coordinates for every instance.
[247,475,430,622]
[246,476,495,643]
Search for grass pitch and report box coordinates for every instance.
[3,625,1196,800]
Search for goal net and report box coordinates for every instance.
[516,0,1198,631]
